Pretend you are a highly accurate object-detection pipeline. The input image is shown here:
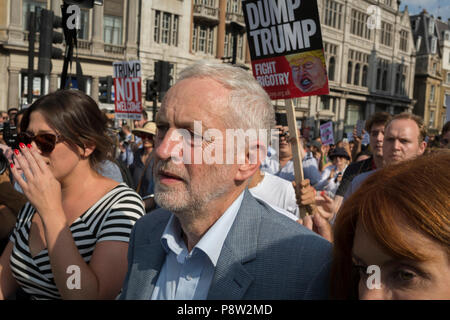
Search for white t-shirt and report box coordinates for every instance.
[249,172,300,219]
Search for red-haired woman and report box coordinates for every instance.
[331,151,450,299]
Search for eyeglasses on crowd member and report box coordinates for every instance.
[331,150,450,299]
[0,90,145,300]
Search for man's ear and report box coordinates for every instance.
[418,141,427,156]
[235,140,267,182]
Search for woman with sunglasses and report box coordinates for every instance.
[0,90,145,300]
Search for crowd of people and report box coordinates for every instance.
[0,61,448,300]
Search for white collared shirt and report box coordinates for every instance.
[151,192,245,300]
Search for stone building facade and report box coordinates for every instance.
[410,11,449,133]
[0,0,139,111]
[139,0,417,139]
[1,0,418,140]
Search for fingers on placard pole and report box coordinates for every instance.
[284,99,309,217]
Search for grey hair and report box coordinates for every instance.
[177,60,275,144]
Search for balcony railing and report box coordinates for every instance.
[226,12,245,27]
[104,43,125,55]
[193,4,219,24]
[77,39,91,51]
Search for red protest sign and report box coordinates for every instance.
[113,60,143,120]
[242,0,329,100]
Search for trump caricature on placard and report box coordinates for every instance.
[286,50,328,95]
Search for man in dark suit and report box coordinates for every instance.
[119,61,332,300]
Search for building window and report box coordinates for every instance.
[382,70,388,91]
[430,37,437,54]
[104,15,123,45]
[428,19,435,35]
[192,23,215,55]
[447,72,450,84]
[399,30,408,52]
[430,85,435,102]
[78,9,90,40]
[350,9,371,39]
[192,27,197,51]
[429,110,435,127]
[362,65,368,87]
[353,63,360,86]
[227,0,241,14]
[380,22,393,47]
[154,10,179,46]
[223,30,242,59]
[328,57,335,81]
[320,96,331,111]
[347,61,353,84]
[324,42,338,81]
[376,59,389,91]
[22,0,47,31]
[154,11,160,43]
[323,0,343,30]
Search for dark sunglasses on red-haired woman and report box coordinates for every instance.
[18,131,63,154]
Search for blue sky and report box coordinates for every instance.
[400,0,450,21]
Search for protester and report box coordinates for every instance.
[439,121,449,149]
[0,164,27,255]
[119,61,331,300]
[0,90,145,300]
[261,126,322,186]
[344,112,426,200]
[331,151,450,299]
[7,108,18,125]
[314,147,350,197]
[249,168,299,218]
[129,121,157,212]
[324,112,392,219]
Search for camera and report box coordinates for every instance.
[1,122,19,150]
[0,149,7,175]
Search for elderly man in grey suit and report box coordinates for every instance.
[119,61,332,300]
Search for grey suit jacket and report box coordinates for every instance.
[119,189,332,300]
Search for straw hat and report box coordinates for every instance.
[132,121,157,136]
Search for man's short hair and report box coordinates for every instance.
[442,121,450,135]
[177,61,275,143]
[387,112,427,143]
[365,112,392,132]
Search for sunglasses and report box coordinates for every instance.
[18,131,63,153]
[137,133,154,140]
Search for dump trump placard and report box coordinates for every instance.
[242,0,329,100]
[113,60,143,120]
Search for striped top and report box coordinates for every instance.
[9,183,145,300]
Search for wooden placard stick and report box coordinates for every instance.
[284,99,312,219]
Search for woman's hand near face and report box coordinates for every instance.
[10,143,63,221]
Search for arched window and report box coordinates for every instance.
[362,65,368,87]
[376,67,382,90]
[382,70,388,91]
[328,57,335,81]
[401,75,406,95]
[347,61,353,83]
[353,63,360,86]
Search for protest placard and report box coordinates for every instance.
[356,119,365,137]
[320,121,334,145]
[113,60,143,120]
[242,0,329,100]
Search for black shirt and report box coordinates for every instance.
[335,156,375,197]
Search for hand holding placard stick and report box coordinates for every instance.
[284,99,313,218]
[242,0,328,218]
